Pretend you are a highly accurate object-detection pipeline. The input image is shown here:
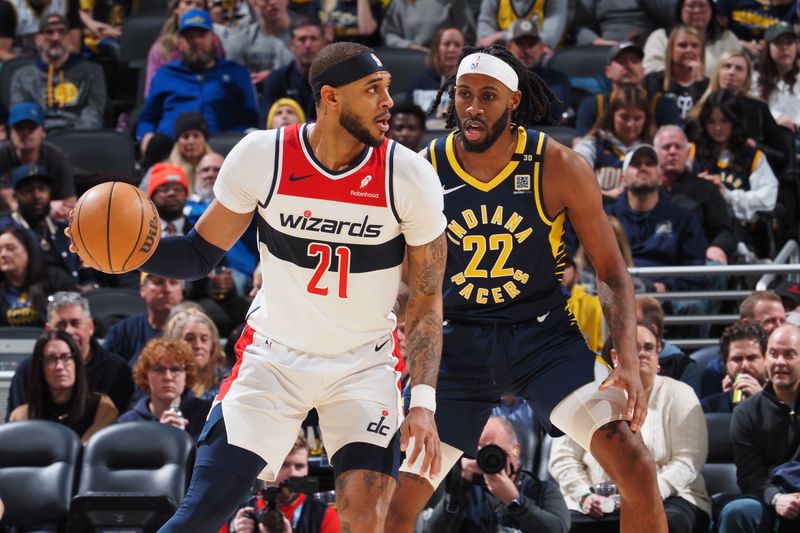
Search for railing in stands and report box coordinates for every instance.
[627,240,800,349]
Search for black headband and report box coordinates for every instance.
[311,52,388,99]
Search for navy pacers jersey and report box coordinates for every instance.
[428,126,569,323]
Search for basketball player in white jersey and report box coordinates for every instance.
[70,42,448,533]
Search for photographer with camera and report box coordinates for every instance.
[426,416,569,533]
[232,435,339,533]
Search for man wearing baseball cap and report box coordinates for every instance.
[4,0,81,57]
[137,9,258,156]
[9,13,107,131]
[0,163,94,286]
[574,41,681,141]
[0,101,75,220]
[605,144,708,298]
[504,18,571,123]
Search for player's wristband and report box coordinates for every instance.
[408,384,436,413]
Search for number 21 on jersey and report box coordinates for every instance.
[307,242,351,298]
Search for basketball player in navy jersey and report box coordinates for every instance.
[71,42,448,533]
[385,45,668,533]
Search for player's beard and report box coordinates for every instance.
[460,108,509,153]
[340,106,383,148]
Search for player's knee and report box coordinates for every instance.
[592,422,657,489]
[339,504,389,531]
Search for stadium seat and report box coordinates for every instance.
[120,14,167,69]
[75,422,195,506]
[135,0,169,15]
[0,325,44,366]
[537,125,576,147]
[84,288,147,337]
[548,45,612,79]
[209,131,248,156]
[373,47,427,100]
[703,412,740,498]
[46,129,139,191]
[0,420,81,532]
[0,56,36,116]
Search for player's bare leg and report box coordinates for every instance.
[336,469,397,532]
[590,420,668,533]
[384,472,434,532]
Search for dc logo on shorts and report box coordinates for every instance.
[367,409,391,436]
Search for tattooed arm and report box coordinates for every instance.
[400,231,447,476]
[545,141,645,432]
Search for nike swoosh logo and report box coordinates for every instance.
[289,173,314,182]
[375,338,391,352]
[536,311,550,323]
[442,184,467,195]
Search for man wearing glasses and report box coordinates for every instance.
[9,13,107,131]
[5,291,134,421]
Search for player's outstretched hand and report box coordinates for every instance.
[598,365,647,433]
[399,407,441,480]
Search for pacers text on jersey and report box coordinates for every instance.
[446,204,533,305]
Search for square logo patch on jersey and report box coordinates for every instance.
[514,174,531,194]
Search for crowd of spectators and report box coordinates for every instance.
[2,0,800,531]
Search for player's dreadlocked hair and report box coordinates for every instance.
[429,44,560,130]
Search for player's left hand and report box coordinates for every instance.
[399,407,441,479]
[598,365,647,433]
[484,469,519,504]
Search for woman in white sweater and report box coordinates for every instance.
[548,324,711,533]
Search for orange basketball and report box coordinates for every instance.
[69,182,161,274]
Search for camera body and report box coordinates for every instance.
[245,477,320,533]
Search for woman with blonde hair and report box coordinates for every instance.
[643,25,709,119]
[689,50,790,174]
[165,308,228,401]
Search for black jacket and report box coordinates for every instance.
[428,470,569,533]
[666,171,737,258]
[731,383,800,504]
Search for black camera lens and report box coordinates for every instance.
[476,444,507,474]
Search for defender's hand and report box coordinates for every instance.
[399,407,441,479]
[598,365,647,432]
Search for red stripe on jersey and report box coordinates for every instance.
[276,123,390,207]
[215,324,256,402]
[392,329,405,392]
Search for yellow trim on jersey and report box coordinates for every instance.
[751,150,763,173]
[549,212,565,260]
[428,138,438,171]
[596,354,613,371]
[444,127,528,192]
[532,130,555,226]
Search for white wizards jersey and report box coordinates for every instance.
[213,123,446,355]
